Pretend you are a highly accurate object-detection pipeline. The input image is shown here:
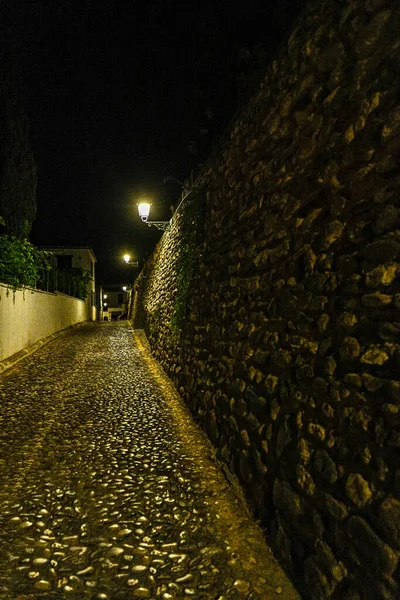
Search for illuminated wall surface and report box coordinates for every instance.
[0,284,88,364]
[132,1,400,598]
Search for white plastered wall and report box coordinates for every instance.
[0,283,89,362]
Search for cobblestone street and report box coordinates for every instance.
[0,322,300,600]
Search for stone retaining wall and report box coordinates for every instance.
[131,1,400,598]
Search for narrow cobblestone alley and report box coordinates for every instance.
[0,322,300,600]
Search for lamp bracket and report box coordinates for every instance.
[146,220,171,231]
[126,261,139,267]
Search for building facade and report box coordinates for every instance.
[41,246,97,321]
[99,284,130,321]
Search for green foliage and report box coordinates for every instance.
[74,268,92,300]
[0,234,50,290]
[0,234,92,300]
[170,191,206,334]
[37,266,92,300]
[170,240,195,332]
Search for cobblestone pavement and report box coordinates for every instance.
[0,322,301,600]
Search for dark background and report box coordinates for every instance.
[4,0,302,283]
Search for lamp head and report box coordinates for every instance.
[138,202,151,222]
[123,254,130,263]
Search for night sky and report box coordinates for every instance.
[6,0,301,282]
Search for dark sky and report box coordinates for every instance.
[7,0,301,282]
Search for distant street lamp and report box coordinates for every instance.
[137,202,170,231]
[123,254,138,267]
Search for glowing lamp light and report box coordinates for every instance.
[138,202,151,222]
[137,200,170,231]
[123,254,138,267]
[103,302,107,307]
[103,294,107,299]
[122,286,127,292]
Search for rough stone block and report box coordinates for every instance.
[360,345,390,365]
[362,291,393,308]
[276,419,292,458]
[362,239,400,263]
[379,496,400,550]
[365,263,398,287]
[296,464,316,495]
[307,423,326,442]
[304,556,336,600]
[339,337,361,360]
[347,516,398,576]
[345,473,373,507]
[314,449,338,484]
[273,479,306,518]
[323,494,349,521]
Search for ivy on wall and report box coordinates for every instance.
[170,191,206,333]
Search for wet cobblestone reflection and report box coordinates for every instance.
[0,323,300,599]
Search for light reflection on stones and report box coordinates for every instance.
[0,323,300,599]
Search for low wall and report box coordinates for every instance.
[131,1,400,599]
[0,283,89,362]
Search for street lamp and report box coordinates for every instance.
[123,254,138,268]
[137,202,170,231]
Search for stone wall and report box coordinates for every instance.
[131,1,400,598]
